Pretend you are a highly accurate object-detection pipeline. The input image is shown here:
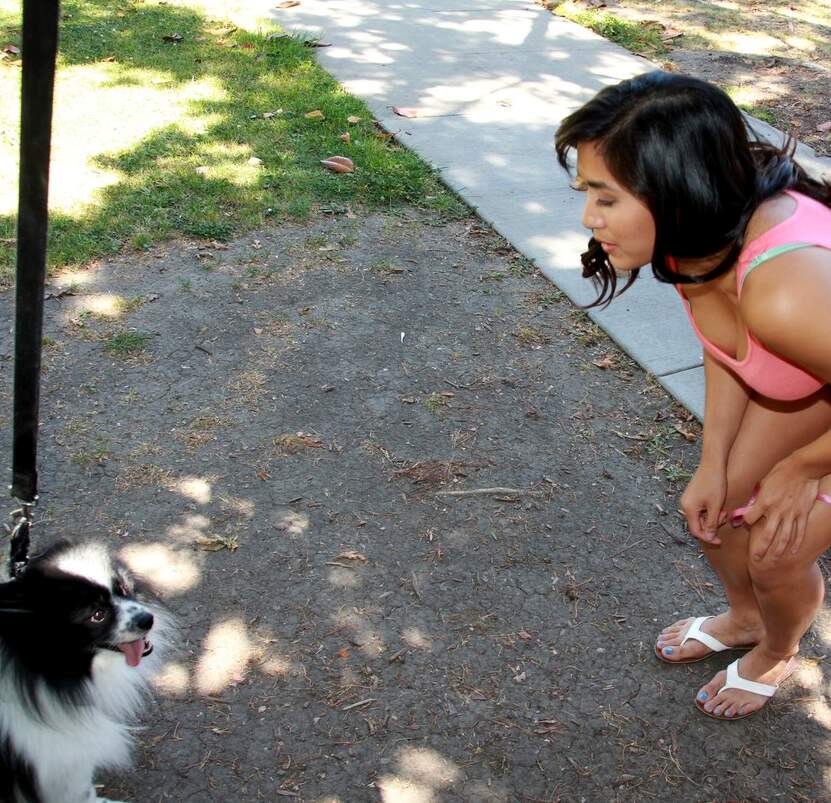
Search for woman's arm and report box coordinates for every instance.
[742,248,831,477]
[738,246,831,556]
[680,351,750,544]
[699,350,751,468]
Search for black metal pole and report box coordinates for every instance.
[11,0,60,504]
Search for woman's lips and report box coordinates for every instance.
[598,241,617,254]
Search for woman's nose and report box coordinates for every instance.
[581,204,603,231]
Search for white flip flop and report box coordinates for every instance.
[655,616,752,664]
[696,657,796,720]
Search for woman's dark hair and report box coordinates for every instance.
[555,70,831,307]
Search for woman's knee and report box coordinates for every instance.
[746,526,812,588]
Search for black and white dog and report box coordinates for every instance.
[0,540,167,803]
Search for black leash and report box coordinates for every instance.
[6,0,61,578]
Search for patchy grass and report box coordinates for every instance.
[551,2,668,56]
[423,392,450,413]
[0,0,465,285]
[105,330,153,354]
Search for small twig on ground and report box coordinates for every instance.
[673,561,707,604]
[611,538,644,558]
[341,698,376,711]
[434,487,547,497]
[612,429,649,441]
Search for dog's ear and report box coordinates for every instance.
[0,579,32,615]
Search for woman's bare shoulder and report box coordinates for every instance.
[744,193,798,242]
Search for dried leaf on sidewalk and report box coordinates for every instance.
[392,106,419,118]
[275,0,300,7]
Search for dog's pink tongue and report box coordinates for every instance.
[117,639,145,668]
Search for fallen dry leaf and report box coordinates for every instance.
[339,132,351,144]
[336,647,350,659]
[392,106,419,118]
[347,115,361,124]
[673,423,698,442]
[321,155,354,173]
[304,109,325,120]
[660,28,684,40]
[337,550,368,563]
[817,121,831,133]
[304,40,331,48]
[3,44,20,55]
[162,33,183,43]
[592,355,617,370]
[275,0,300,7]
[274,432,323,453]
[196,535,238,552]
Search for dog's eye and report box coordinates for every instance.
[90,609,107,623]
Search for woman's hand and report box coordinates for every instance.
[681,461,728,545]
[741,456,819,562]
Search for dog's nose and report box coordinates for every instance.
[132,611,154,632]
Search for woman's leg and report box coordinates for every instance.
[697,485,831,717]
[658,388,831,663]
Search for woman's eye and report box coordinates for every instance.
[597,199,615,207]
[91,609,107,623]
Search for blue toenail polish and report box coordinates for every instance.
[697,691,708,701]
[664,647,673,655]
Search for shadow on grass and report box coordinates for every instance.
[0,0,462,283]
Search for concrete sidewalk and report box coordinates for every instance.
[277,0,831,419]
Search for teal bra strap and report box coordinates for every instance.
[744,241,813,280]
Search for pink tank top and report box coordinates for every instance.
[677,191,831,401]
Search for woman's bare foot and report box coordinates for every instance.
[695,646,799,718]
[655,612,763,662]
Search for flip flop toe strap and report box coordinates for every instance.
[680,616,731,653]
[717,659,778,698]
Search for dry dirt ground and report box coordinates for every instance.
[3,209,831,801]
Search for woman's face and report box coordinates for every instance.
[575,141,656,272]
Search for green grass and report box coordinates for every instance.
[105,330,152,354]
[0,0,465,284]
[552,2,668,55]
